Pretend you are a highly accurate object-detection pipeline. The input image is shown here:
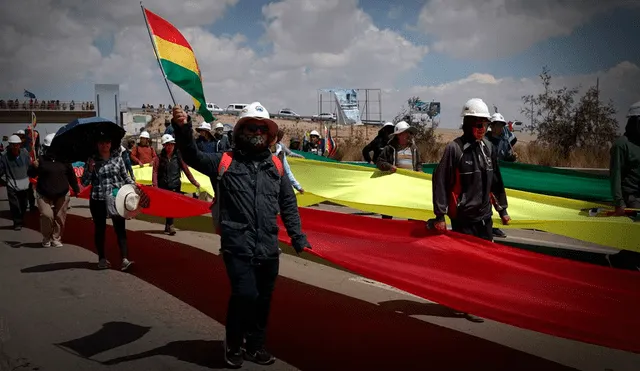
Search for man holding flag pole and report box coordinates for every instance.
[141,3,310,367]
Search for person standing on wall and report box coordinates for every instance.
[27,133,80,247]
[172,102,311,368]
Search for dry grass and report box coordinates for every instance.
[139,113,607,168]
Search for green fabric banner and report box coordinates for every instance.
[291,151,612,202]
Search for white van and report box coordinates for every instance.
[206,103,223,114]
[225,103,248,115]
[511,121,524,132]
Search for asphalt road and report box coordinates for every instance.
[1,189,638,371]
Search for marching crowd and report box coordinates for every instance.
[0,98,638,368]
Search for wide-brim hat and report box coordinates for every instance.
[234,116,279,138]
[389,126,417,138]
[115,184,142,219]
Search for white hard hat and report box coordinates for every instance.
[383,122,394,127]
[235,102,278,137]
[139,131,150,139]
[15,130,25,135]
[43,133,56,147]
[627,101,640,117]
[196,122,212,131]
[309,130,320,137]
[8,135,22,144]
[490,113,506,124]
[215,122,224,129]
[461,98,491,119]
[161,134,175,145]
[390,121,417,137]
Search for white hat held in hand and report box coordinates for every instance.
[43,133,56,147]
[115,184,142,219]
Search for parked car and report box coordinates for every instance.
[206,102,223,114]
[224,103,248,115]
[312,112,336,121]
[278,108,300,117]
[511,121,524,132]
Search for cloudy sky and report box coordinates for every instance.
[2,0,639,129]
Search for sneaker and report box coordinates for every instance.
[164,225,176,236]
[223,338,244,368]
[42,240,51,248]
[244,349,276,366]
[121,258,133,271]
[98,259,111,270]
[492,228,507,238]
[51,240,63,248]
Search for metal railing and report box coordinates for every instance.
[0,100,95,111]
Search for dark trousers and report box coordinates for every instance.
[89,199,128,261]
[7,188,28,227]
[223,253,279,352]
[27,183,36,209]
[451,217,494,242]
[161,186,182,227]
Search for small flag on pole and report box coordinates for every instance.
[141,5,214,123]
[24,90,36,99]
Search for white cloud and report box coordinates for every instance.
[417,0,637,59]
[403,61,640,131]
[0,0,637,136]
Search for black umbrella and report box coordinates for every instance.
[50,117,125,162]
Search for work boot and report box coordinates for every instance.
[244,349,276,366]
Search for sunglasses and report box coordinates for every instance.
[472,121,489,128]
[245,123,269,133]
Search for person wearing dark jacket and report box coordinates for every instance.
[363,122,395,164]
[376,121,422,172]
[0,135,31,230]
[172,102,310,368]
[608,101,640,271]
[431,98,511,242]
[212,122,232,152]
[485,112,517,238]
[195,122,217,153]
[152,134,200,235]
[27,133,80,247]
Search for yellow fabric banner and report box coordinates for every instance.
[132,159,639,253]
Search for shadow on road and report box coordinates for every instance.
[55,322,151,359]
[10,210,574,371]
[101,340,226,369]
[21,261,99,273]
[378,300,485,323]
[2,240,46,249]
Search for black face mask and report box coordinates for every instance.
[235,132,269,152]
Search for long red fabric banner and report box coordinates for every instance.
[77,184,640,353]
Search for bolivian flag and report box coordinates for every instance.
[143,6,215,123]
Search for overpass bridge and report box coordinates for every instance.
[0,107,96,124]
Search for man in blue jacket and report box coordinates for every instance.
[172,102,310,368]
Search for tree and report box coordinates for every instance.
[521,67,618,157]
[394,96,439,144]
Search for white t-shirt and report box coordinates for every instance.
[396,148,413,169]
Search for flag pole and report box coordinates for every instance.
[140,1,177,106]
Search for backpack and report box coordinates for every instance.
[210,151,284,234]
[446,137,496,219]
